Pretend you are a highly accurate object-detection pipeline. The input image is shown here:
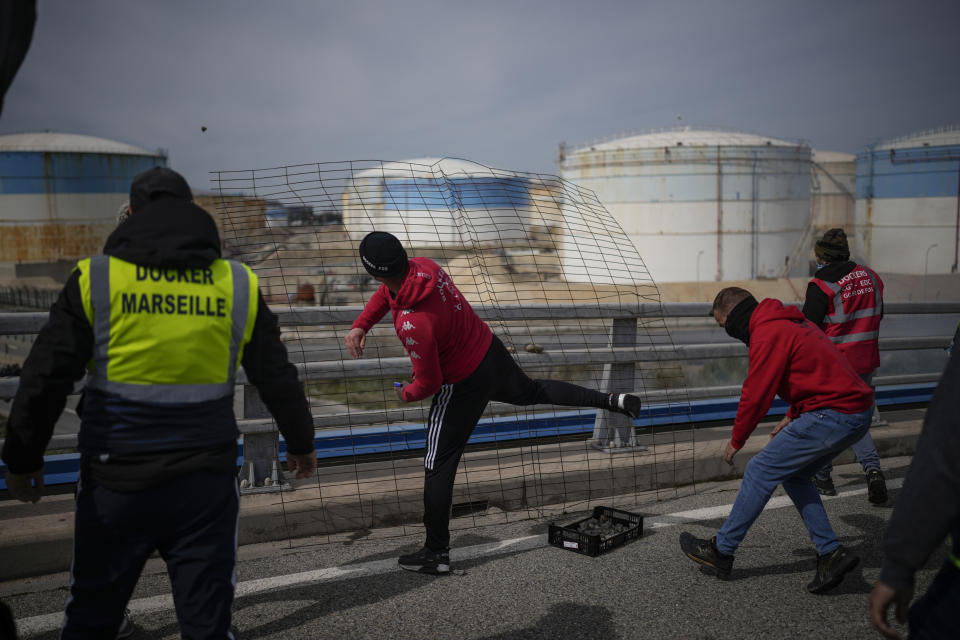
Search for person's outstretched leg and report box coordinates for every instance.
[487,336,642,418]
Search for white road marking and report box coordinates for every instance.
[13,479,903,636]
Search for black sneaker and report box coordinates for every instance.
[116,609,135,639]
[806,545,859,594]
[679,532,733,579]
[866,468,888,505]
[398,546,450,575]
[609,393,642,419]
[812,474,837,497]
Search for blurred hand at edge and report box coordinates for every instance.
[6,468,44,503]
[869,580,910,639]
[287,450,318,479]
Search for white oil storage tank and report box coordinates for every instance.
[559,127,812,283]
[0,132,165,279]
[854,126,960,275]
[342,158,533,249]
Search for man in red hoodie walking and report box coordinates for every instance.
[680,287,874,593]
[346,231,642,574]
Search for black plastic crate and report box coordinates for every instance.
[548,506,644,557]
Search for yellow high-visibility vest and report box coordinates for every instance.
[76,255,258,403]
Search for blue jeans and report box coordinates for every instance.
[815,373,881,479]
[716,407,871,556]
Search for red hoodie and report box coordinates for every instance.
[730,298,874,450]
[351,257,493,403]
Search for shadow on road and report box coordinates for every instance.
[475,603,617,640]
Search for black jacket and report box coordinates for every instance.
[879,347,960,591]
[1,197,314,490]
[801,261,856,327]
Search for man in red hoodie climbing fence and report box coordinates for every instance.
[345,231,643,575]
[679,286,874,594]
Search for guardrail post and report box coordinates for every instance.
[237,384,290,493]
[589,316,645,453]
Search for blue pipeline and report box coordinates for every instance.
[0,383,936,489]
[0,152,164,195]
[856,144,960,199]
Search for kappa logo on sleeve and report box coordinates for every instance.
[409,351,422,359]
[401,320,415,332]
[405,337,418,346]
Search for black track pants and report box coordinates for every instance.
[422,335,609,550]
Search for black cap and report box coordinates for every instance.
[129,167,193,212]
[359,231,408,278]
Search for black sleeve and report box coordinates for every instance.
[2,272,92,473]
[879,348,960,592]
[800,282,828,328]
[240,292,315,455]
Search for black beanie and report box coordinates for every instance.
[814,228,850,262]
[130,167,193,212]
[359,231,408,278]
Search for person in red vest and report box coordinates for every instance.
[802,228,888,504]
[345,231,642,575]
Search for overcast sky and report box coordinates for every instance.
[2,0,958,191]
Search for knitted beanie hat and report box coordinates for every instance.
[358,231,409,278]
[814,228,850,262]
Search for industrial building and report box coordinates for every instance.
[559,127,813,284]
[0,132,165,281]
[854,126,960,275]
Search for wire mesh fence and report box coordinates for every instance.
[210,158,699,547]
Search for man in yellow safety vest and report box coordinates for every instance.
[2,167,317,639]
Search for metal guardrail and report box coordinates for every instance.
[1,301,957,491]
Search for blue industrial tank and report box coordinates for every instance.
[0,132,165,278]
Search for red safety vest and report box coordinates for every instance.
[811,264,884,374]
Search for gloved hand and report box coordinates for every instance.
[6,467,45,503]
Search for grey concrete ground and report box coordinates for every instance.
[0,455,939,640]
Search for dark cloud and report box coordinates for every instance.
[2,0,957,190]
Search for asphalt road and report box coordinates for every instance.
[1,454,940,640]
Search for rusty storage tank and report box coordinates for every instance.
[855,126,960,275]
[811,150,856,234]
[559,126,812,283]
[785,149,857,273]
[0,132,165,280]
[341,157,534,250]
